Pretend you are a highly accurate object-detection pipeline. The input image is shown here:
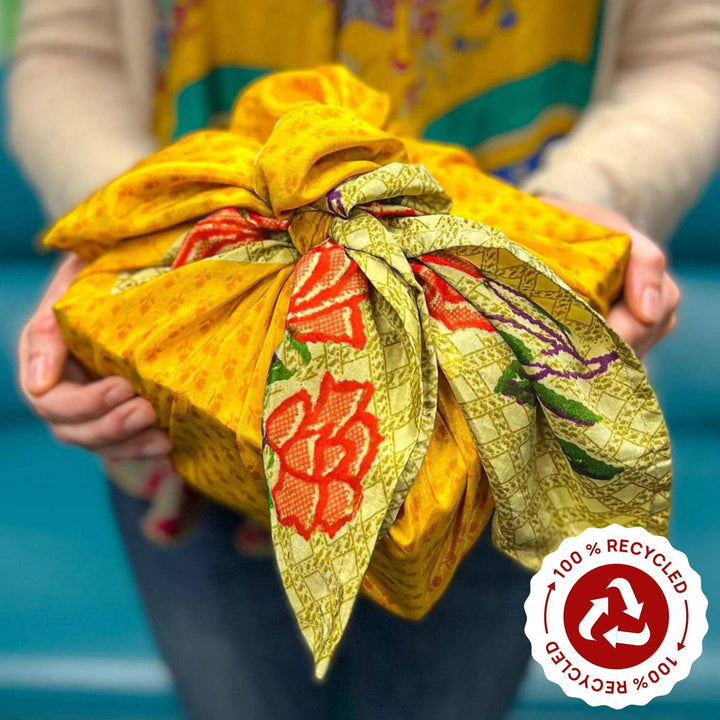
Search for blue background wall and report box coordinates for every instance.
[1,33,718,720]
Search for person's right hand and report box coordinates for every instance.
[18,253,172,460]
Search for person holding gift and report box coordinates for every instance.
[9,1,720,719]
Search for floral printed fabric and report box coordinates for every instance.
[265,370,383,539]
[45,66,669,677]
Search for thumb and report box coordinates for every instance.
[622,234,666,325]
[23,309,68,395]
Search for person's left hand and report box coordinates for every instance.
[537,195,680,358]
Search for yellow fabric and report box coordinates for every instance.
[154,0,601,178]
[45,67,670,677]
[51,66,627,314]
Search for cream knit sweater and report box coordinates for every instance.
[7,0,720,242]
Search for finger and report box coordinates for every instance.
[50,396,158,449]
[96,428,173,461]
[622,235,668,325]
[608,302,677,359]
[63,356,114,385]
[606,301,649,350]
[63,356,95,384]
[32,374,136,423]
[662,272,681,316]
[105,456,174,498]
[630,275,680,355]
[661,312,678,338]
[21,310,68,396]
[141,477,205,545]
[634,311,675,358]
[18,254,89,398]
[654,275,680,345]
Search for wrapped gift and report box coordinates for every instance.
[45,66,671,677]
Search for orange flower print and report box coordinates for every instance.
[172,208,256,268]
[420,250,484,280]
[411,256,495,332]
[264,372,383,540]
[172,208,289,268]
[287,240,369,349]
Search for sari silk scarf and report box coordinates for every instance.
[45,67,670,678]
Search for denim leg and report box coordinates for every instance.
[337,529,532,720]
[109,484,340,720]
[111,485,530,720]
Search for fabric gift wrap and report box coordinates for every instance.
[45,66,671,677]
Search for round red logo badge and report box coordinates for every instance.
[524,525,707,708]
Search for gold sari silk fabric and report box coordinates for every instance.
[45,66,670,678]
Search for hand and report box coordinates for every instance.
[537,196,680,358]
[18,253,172,460]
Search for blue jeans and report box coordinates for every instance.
[110,484,531,720]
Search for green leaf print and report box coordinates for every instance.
[494,360,536,407]
[495,358,603,426]
[557,438,623,480]
[268,356,294,384]
[533,384,602,425]
[497,330,533,364]
[287,333,312,365]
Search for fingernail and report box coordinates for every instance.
[29,356,47,392]
[124,408,154,432]
[142,437,172,457]
[641,287,662,323]
[105,382,134,406]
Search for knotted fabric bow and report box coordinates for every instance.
[45,66,671,677]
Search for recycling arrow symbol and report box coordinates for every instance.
[603,623,651,648]
[607,578,644,619]
[578,576,650,647]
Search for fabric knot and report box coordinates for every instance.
[283,159,451,257]
[242,67,408,217]
[288,208,333,255]
[251,102,407,217]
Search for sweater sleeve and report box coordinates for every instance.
[522,0,720,243]
[5,0,158,220]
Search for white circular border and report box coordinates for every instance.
[524,525,708,709]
